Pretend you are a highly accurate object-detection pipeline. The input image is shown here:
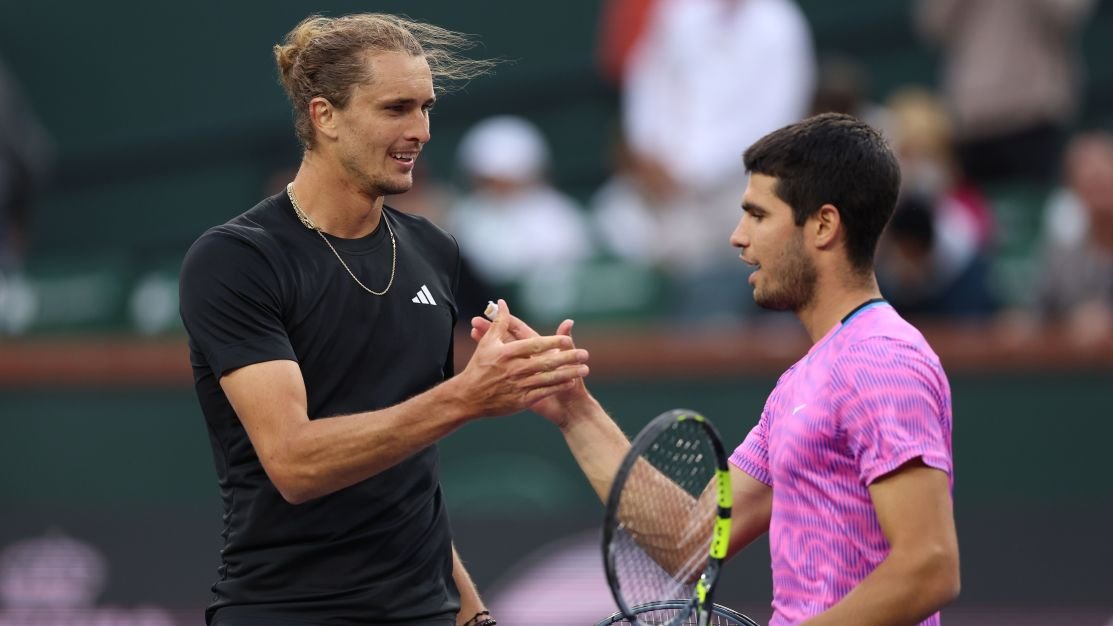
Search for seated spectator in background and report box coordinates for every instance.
[916,0,1094,186]
[590,131,674,267]
[1004,132,1113,346]
[876,88,998,320]
[877,194,997,319]
[599,0,815,321]
[448,115,594,291]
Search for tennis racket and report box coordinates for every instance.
[603,409,733,626]
[594,600,759,626]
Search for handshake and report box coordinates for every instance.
[452,298,594,426]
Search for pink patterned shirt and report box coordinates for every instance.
[730,302,953,626]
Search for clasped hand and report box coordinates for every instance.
[459,299,589,418]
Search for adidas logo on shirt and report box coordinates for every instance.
[412,284,437,305]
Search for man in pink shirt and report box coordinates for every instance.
[472,113,960,625]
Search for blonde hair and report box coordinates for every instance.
[885,86,955,162]
[274,13,495,149]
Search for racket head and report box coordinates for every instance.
[603,409,733,626]
[593,600,761,626]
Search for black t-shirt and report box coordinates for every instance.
[179,191,461,626]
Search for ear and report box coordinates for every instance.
[812,203,842,249]
[309,96,340,142]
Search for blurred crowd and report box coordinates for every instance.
[3,0,1111,346]
[387,0,1111,348]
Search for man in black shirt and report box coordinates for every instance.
[178,14,590,626]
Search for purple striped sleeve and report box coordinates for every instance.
[730,406,773,486]
[832,339,953,486]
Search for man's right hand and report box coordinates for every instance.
[457,299,590,419]
[469,302,594,428]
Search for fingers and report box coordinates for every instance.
[520,372,587,400]
[471,316,491,333]
[500,334,578,358]
[510,351,589,389]
[480,299,511,343]
[471,315,541,342]
[521,346,589,374]
[521,365,589,395]
[556,319,575,337]
[469,320,487,343]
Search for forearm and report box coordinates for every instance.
[270,377,474,503]
[452,545,489,626]
[800,548,960,626]
[560,397,715,577]
[558,395,631,502]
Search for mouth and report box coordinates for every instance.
[741,258,760,284]
[390,151,419,164]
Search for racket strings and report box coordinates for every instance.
[609,605,744,625]
[611,421,721,613]
[614,496,716,604]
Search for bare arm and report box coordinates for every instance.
[724,467,772,561]
[451,545,488,626]
[471,312,772,575]
[800,460,960,626]
[223,300,589,504]
[560,397,713,577]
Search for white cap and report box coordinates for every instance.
[457,115,550,182]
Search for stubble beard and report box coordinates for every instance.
[341,153,414,197]
[753,233,817,313]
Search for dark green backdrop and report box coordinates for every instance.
[2,371,1110,616]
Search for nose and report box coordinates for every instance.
[409,109,431,145]
[730,213,749,250]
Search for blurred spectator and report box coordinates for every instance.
[1005,131,1113,346]
[601,0,815,320]
[887,87,994,249]
[448,115,594,290]
[809,54,888,130]
[0,56,52,274]
[916,0,1095,185]
[876,87,997,319]
[877,194,997,319]
[0,56,52,335]
[596,0,659,88]
[590,132,674,267]
[624,0,814,194]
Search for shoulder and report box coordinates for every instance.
[181,195,292,286]
[188,193,286,250]
[386,206,460,257]
[830,307,946,386]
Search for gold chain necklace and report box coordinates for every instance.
[286,183,397,296]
